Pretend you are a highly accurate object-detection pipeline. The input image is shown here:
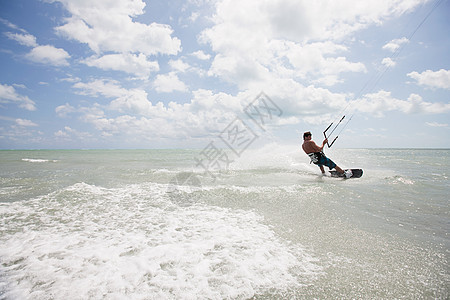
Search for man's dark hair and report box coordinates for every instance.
[303,131,312,140]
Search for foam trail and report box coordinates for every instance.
[0,182,321,299]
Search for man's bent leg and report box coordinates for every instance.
[319,165,325,174]
[335,165,344,174]
[323,156,344,174]
[319,155,346,175]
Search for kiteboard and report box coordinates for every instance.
[329,169,363,179]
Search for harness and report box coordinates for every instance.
[307,152,324,164]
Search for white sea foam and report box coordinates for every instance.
[21,158,58,163]
[0,182,321,299]
[393,176,415,185]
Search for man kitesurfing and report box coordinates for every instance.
[298,0,441,180]
[302,131,352,178]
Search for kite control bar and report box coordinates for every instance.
[323,115,345,148]
[323,125,339,148]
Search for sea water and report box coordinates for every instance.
[0,146,448,299]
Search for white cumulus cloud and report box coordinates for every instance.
[382,57,396,67]
[25,45,70,66]
[153,72,188,93]
[83,53,159,79]
[5,32,38,47]
[53,0,181,56]
[54,126,92,140]
[353,90,450,116]
[15,118,38,127]
[407,69,450,90]
[200,0,421,89]
[0,83,36,111]
[169,59,191,73]
[382,37,409,52]
[4,26,70,67]
[73,79,128,98]
[55,103,76,117]
[191,50,211,60]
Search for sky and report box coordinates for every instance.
[0,0,449,149]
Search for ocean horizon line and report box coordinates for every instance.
[1,147,449,151]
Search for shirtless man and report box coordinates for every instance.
[302,131,351,178]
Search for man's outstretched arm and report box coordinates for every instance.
[318,138,328,151]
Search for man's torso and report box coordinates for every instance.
[302,140,320,154]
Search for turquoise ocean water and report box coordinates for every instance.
[0,146,448,299]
